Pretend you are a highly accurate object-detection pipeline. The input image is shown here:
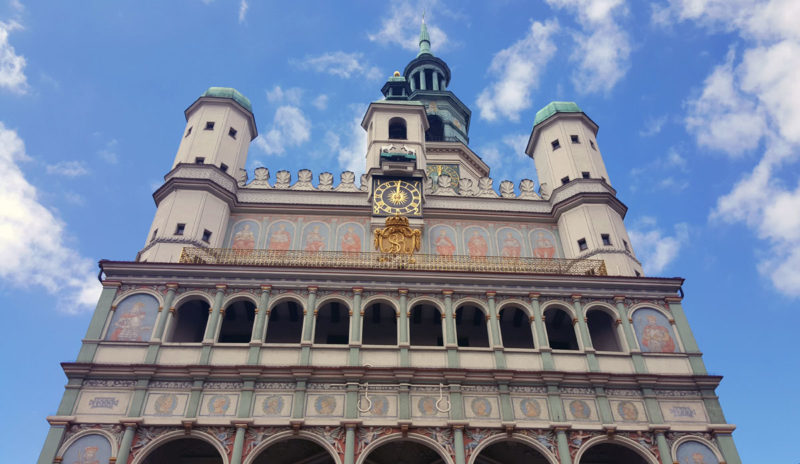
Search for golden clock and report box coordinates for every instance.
[372,179,423,216]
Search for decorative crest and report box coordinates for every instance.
[373,215,421,260]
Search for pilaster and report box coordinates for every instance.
[486,291,506,369]
[76,282,120,362]
[443,290,458,368]
[344,424,357,464]
[230,422,250,464]
[614,296,647,373]
[145,283,178,364]
[572,295,598,371]
[348,288,363,366]
[37,419,69,464]
[186,378,205,418]
[292,379,307,419]
[200,284,227,364]
[554,426,572,464]
[530,293,554,370]
[114,420,141,464]
[715,431,742,464]
[398,289,410,366]
[248,285,271,364]
[665,297,707,375]
[56,377,83,416]
[300,286,318,365]
[453,425,466,464]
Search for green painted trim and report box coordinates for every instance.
[615,300,648,373]
[292,380,307,419]
[594,387,613,423]
[348,347,360,366]
[345,383,358,419]
[230,426,246,464]
[444,293,455,345]
[400,347,409,367]
[667,300,709,375]
[56,377,83,416]
[350,291,362,343]
[302,291,318,342]
[398,292,409,344]
[556,430,572,464]
[530,297,555,370]
[76,286,118,362]
[487,294,506,369]
[716,433,742,464]
[37,425,67,464]
[115,425,137,464]
[641,388,665,424]
[573,299,599,371]
[129,378,150,417]
[248,288,271,364]
[701,389,727,423]
[498,384,512,422]
[447,348,458,368]
[398,386,410,420]
[689,356,708,375]
[145,287,177,364]
[547,385,565,422]
[238,380,255,418]
[453,428,466,464]
[186,379,204,418]
[655,432,671,464]
[204,288,226,341]
[344,427,356,464]
[300,346,311,365]
[450,386,464,420]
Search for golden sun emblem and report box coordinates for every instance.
[389,186,409,205]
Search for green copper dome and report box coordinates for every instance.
[201,87,253,113]
[533,101,583,127]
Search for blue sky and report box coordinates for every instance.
[0,0,798,462]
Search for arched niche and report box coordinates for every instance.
[409,301,444,347]
[265,298,304,343]
[498,306,535,349]
[455,304,490,348]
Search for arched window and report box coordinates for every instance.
[426,114,444,141]
[142,437,223,464]
[166,299,210,343]
[314,301,349,345]
[455,304,490,347]
[388,117,407,140]
[252,438,336,464]
[362,301,397,345]
[544,307,579,350]
[587,309,621,351]
[218,299,255,343]
[499,306,534,349]
[409,303,443,346]
[578,442,649,464]
[265,300,303,343]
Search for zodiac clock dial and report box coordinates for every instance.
[372,179,423,216]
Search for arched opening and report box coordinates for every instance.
[499,307,534,349]
[409,303,443,346]
[388,117,407,140]
[544,307,579,350]
[166,299,210,343]
[218,299,255,343]
[474,440,551,464]
[362,302,397,345]
[578,442,650,464]
[426,115,444,141]
[361,439,445,464]
[265,300,303,343]
[251,438,335,464]
[587,309,621,352]
[141,437,223,464]
[424,69,434,90]
[314,301,350,345]
[455,304,490,348]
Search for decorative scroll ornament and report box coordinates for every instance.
[373,215,421,262]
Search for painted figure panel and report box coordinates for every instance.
[336,222,365,253]
[302,222,330,252]
[411,395,449,418]
[230,220,259,250]
[144,392,189,417]
[464,226,491,258]
[75,391,131,415]
[563,398,596,421]
[676,441,720,464]
[632,308,678,353]
[306,394,344,417]
[105,293,159,342]
[61,434,112,464]
[513,397,548,420]
[256,394,292,417]
[199,394,237,417]
[266,221,295,251]
[610,400,648,422]
[530,229,558,259]
[497,227,526,258]
[429,224,458,256]
[464,396,499,419]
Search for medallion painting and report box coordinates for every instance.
[676,441,720,464]
[514,397,546,420]
[336,222,365,253]
[428,224,458,256]
[60,434,112,464]
[266,221,295,252]
[496,227,526,258]
[632,308,678,353]
[463,226,491,258]
[105,293,159,342]
[229,220,259,250]
[302,222,330,252]
[530,228,558,259]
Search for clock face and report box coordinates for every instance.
[373,179,423,216]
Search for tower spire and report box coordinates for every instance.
[418,14,432,57]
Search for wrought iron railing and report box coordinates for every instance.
[179,248,607,276]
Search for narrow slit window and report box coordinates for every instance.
[590,140,597,150]
[601,234,612,246]
[175,223,185,236]
[202,229,212,243]
[623,239,630,252]
[578,238,588,251]
[570,134,579,143]
[551,139,561,150]
[151,229,158,242]
[205,121,215,130]
[220,163,228,173]
[195,157,205,164]
[582,171,590,179]
[561,176,570,185]
[228,127,237,139]
[185,127,192,137]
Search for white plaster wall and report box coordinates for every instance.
[209,346,249,365]
[505,352,543,370]
[310,347,349,366]
[94,345,147,364]
[259,346,301,366]
[361,347,399,367]
[175,101,253,176]
[459,350,495,369]
[552,352,589,372]
[365,106,427,172]
[532,117,609,189]
[409,349,447,368]
[644,355,693,375]
[596,354,635,374]
[158,346,203,365]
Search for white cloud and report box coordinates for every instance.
[253,105,311,156]
[45,160,88,177]
[97,138,119,164]
[628,217,689,275]
[238,0,248,23]
[502,133,530,158]
[266,86,303,105]
[325,105,367,177]
[367,1,450,52]
[546,0,631,94]
[0,19,28,94]
[628,147,689,192]
[293,52,382,81]
[476,19,559,122]
[639,115,668,137]
[0,122,101,313]
[312,94,328,111]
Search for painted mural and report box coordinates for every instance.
[632,308,678,353]
[224,216,563,258]
[199,394,237,417]
[517,397,543,419]
[306,394,343,416]
[105,293,159,342]
[563,398,595,421]
[60,434,112,464]
[612,400,643,422]
[676,441,720,464]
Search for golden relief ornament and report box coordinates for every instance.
[372,179,422,216]
[373,215,421,261]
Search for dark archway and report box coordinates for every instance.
[389,117,407,140]
[474,440,551,464]
[314,300,350,345]
[586,309,621,352]
[426,115,444,141]
[362,301,397,345]
[166,299,210,343]
[409,303,443,346]
[498,306,535,349]
[252,438,335,464]
[218,299,256,343]
[544,307,579,350]
[578,442,650,464]
[362,440,445,464]
[455,304,490,348]
[142,437,222,464]
[265,299,303,343]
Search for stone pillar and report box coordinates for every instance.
[292,379,307,419]
[300,286,318,365]
[200,285,227,364]
[443,290,458,368]
[571,295,598,371]
[76,281,120,362]
[651,427,671,464]
[230,423,249,464]
[344,424,357,464]
[348,288,363,366]
[419,70,427,90]
[432,72,440,91]
[37,419,69,464]
[453,426,466,464]
[554,427,573,464]
[114,421,140,464]
[186,379,205,418]
[714,429,742,464]
[398,289,410,366]
[145,283,179,364]
[56,377,83,416]
[530,293,554,370]
[614,296,647,373]
[665,297,707,375]
[248,285,271,364]
[486,292,506,369]
[594,386,613,424]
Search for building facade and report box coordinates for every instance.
[39,22,741,464]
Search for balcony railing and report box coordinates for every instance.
[179,248,607,276]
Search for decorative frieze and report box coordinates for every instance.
[203,381,244,390]
[82,379,136,388]
[149,380,193,389]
